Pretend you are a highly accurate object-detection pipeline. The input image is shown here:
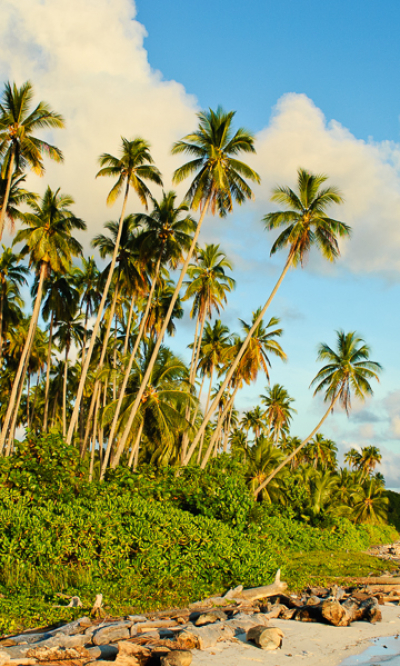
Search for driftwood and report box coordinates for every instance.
[160,651,192,666]
[178,625,234,650]
[247,626,284,650]
[238,570,288,601]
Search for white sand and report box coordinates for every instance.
[191,605,400,666]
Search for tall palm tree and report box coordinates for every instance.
[254,330,382,496]
[0,81,64,239]
[306,433,338,469]
[246,436,287,502]
[111,107,260,469]
[351,478,389,524]
[39,273,79,432]
[0,246,28,366]
[261,383,296,442]
[66,137,162,445]
[72,256,101,366]
[185,168,349,465]
[241,406,266,442]
[184,243,235,383]
[0,186,85,454]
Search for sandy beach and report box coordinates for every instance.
[190,605,400,666]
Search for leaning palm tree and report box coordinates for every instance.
[184,168,349,465]
[66,137,162,445]
[111,107,260,469]
[357,445,382,478]
[0,81,64,239]
[0,187,85,454]
[253,330,382,497]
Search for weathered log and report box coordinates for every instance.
[246,626,284,650]
[294,599,351,626]
[238,570,288,601]
[115,641,151,666]
[342,596,382,624]
[87,644,118,660]
[1,635,89,661]
[178,625,234,650]
[226,613,268,635]
[25,645,90,662]
[92,624,130,645]
[264,604,287,619]
[340,577,400,585]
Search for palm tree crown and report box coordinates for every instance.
[172,107,260,216]
[264,168,350,266]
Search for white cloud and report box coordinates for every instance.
[250,94,400,278]
[0,0,198,247]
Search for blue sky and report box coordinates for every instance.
[1,0,400,483]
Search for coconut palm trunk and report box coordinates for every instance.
[184,252,294,465]
[43,311,54,432]
[123,297,135,356]
[110,195,211,469]
[0,153,15,241]
[66,182,130,445]
[89,390,101,481]
[100,256,161,478]
[254,394,340,498]
[197,366,214,463]
[200,384,239,469]
[62,344,70,437]
[0,262,46,453]
[128,420,144,468]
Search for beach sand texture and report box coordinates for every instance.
[190,605,400,666]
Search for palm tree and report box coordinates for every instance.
[197,313,287,466]
[0,81,64,239]
[351,478,389,524]
[54,309,85,436]
[39,273,80,432]
[241,406,266,442]
[254,330,382,497]
[261,383,296,442]
[307,433,338,469]
[0,172,38,235]
[344,447,361,469]
[66,137,162,445]
[0,246,28,366]
[357,446,382,477]
[113,107,260,469]
[102,345,194,474]
[72,256,101,366]
[246,436,287,502]
[185,168,349,465]
[0,186,85,454]
[184,243,235,383]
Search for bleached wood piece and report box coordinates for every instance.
[238,570,288,601]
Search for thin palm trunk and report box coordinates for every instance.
[63,345,69,437]
[30,365,42,427]
[5,349,31,456]
[43,311,54,432]
[89,389,101,482]
[99,379,108,465]
[80,284,120,457]
[67,181,130,445]
[223,403,233,453]
[80,302,90,368]
[0,262,46,453]
[26,373,31,427]
[100,256,162,478]
[200,384,239,469]
[193,310,206,380]
[111,195,211,469]
[128,420,144,468]
[181,312,201,463]
[50,389,59,428]
[0,152,15,241]
[0,287,4,367]
[123,297,135,357]
[254,394,340,498]
[197,366,214,463]
[184,251,294,465]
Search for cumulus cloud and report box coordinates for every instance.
[0,0,198,246]
[250,94,400,279]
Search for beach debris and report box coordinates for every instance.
[3,571,400,665]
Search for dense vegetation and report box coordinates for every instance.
[0,81,396,634]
